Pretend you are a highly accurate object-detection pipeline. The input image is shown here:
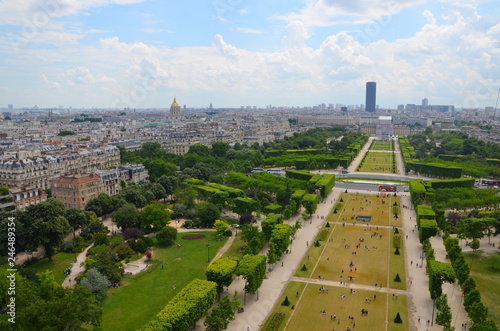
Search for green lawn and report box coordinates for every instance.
[24,252,76,284]
[358,152,396,173]
[463,251,500,326]
[221,234,247,257]
[261,281,307,331]
[370,140,394,151]
[100,231,227,331]
[283,285,407,331]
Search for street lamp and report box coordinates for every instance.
[206,243,211,263]
[69,278,72,288]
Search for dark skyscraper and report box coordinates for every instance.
[365,82,376,112]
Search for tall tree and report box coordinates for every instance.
[64,208,90,238]
[30,215,71,261]
[112,203,141,229]
[140,202,171,231]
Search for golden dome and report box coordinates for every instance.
[171,97,180,108]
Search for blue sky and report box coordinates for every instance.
[0,0,499,109]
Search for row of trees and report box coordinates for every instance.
[443,236,497,330]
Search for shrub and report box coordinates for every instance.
[301,264,308,271]
[333,209,337,214]
[325,222,330,228]
[339,198,344,202]
[394,228,399,234]
[122,227,145,240]
[314,240,321,247]
[224,229,232,237]
[394,247,400,255]
[394,312,402,323]
[394,274,401,282]
[281,296,290,306]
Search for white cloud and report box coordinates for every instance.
[238,9,248,15]
[213,34,240,60]
[276,0,427,27]
[40,74,60,88]
[0,0,147,27]
[236,27,264,34]
[100,37,159,55]
[65,66,114,86]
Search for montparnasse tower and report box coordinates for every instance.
[169,96,181,119]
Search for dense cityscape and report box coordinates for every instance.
[1,1,500,331]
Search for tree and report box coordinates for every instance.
[239,214,255,225]
[112,203,141,229]
[195,202,220,228]
[156,226,178,246]
[30,215,71,261]
[467,301,488,324]
[64,208,90,238]
[80,268,111,301]
[206,257,238,293]
[123,188,147,208]
[236,255,267,303]
[203,293,240,331]
[214,220,228,235]
[435,294,452,328]
[212,142,230,158]
[93,232,110,246]
[122,227,145,240]
[140,202,171,231]
[150,183,167,201]
[2,268,102,330]
[469,320,498,331]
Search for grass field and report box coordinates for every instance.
[264,283,408,331]
[463,251,500,326]
[221,234,247,257]
[100,231,227,331]
[358,152,396,173]
[328,193,402,227]
[268,191,408,331]
[24,251,76,284]
[370,140,394,151]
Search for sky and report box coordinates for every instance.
[0,0,499,109]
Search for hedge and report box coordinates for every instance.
[206,257,238,293]
[419,219,438,243]
[416,205,435,228]
[264,204,283,214]
[141,279,217,331]
[302,194,321,214]
[291,190,306,204]
[315,174,336,198]
[285,170,315,181]
[426,178,475,189]
[406,161,462,178]
[205,183,245,198]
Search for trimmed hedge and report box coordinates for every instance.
[315,174,336,198]
[285,169,315,181]
[426,178,475,189]
[141,279,217,331]
[419,219,438,243]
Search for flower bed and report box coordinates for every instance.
[265,312,285,331]
[316,229,330,241]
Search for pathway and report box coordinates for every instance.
[348,136,375,173]
[62,244,94,288]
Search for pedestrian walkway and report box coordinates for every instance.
[62,244,94,288]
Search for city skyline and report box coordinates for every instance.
[0,0,499,109]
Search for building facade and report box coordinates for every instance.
[365,82,376,112]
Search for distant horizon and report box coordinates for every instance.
[0,0,498,109]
